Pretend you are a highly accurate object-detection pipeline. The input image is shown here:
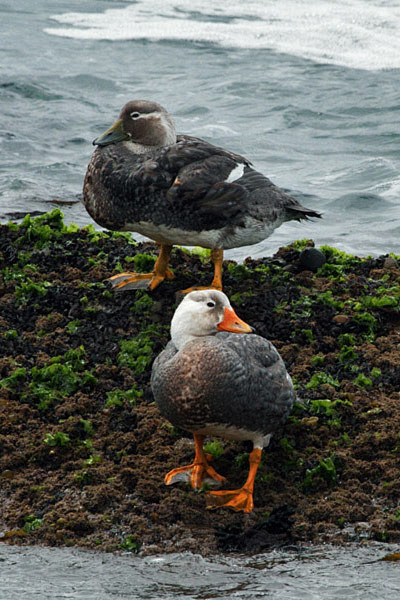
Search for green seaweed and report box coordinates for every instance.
[66,320,81,334]
[0,367,27,389]
[25,348,97,410]
[338,345,358,365]
[43,432,71,447]
[227,263,252,279]
[17,209,66,248]
[178,246,210,262]
[15,279,52,306]
[3,329,18,340]
[203,439,224,460]
[351,311,377,341]
[105,387,143,408]
[353,373,373,388]
[74,470,93,485]
[80,419,94,437]
[133,253,156,272]
[120,534,141,553]
[83,454,102,466]
[302,456,338,490]
[306,372,340,389]
[311,354,325,367]
[338,333,357,347]
[23,514,44,534]
[130,292,153,314]
[117,333,154,375]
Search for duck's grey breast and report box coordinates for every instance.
[83,145,172,231]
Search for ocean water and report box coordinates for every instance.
[1,0,399,260]
[1,543,399,600]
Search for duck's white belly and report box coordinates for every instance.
[195,423,272,450]
[121,216,282,249]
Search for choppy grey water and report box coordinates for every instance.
[1,1,400,595]
[1,543,399,600]
[1,0,400,260]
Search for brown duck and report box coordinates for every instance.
[83,100,321,292]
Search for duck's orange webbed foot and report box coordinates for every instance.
[107,243,174,291]
[206,447,262,513]
[164,434,226,490]
[108,268,174,291]
[206,487,254,513]
[165,453,226,490]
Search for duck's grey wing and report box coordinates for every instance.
[85,138,250,231]
[231,168,321,222]
[214,332,296,429]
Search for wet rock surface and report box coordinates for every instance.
[1,211,400,555]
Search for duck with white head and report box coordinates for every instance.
[151,289,296,513]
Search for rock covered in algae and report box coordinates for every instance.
[0,210,400,554]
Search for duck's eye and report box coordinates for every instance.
[207,301,215,308]
[130,112,140,120]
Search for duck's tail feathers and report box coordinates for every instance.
[287,205,322,221]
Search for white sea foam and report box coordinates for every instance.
[45,0,400,71]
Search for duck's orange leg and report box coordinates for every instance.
[181,248,224,294]
[165,433,226,489]
[108,243,174,291]
[206,447,262,513]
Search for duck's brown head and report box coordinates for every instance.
[93,100,176,149]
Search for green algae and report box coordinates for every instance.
[130,291,153,314]
[3,329,18,340]
[203,439,224,460]
[338,345,359,365]
[117,335,154,375]
[22,514,44,534]
[66,320,81,334]
[353,373,373,388]
[1,348,98,410]
[132,253,156,272]
[309,398,352,417]
[43,432,71,447]
[120,534,141,553]
[15,279,52,306]
[105,387,143,408]
[227,262,252,279]
[178,245,211,263]
[0,367,28,389]
[302,456,338,490]
[306,372,340,390]
[311,354,325,367]
[74,470,93,485]
[28,361,97,410]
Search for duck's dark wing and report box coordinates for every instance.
[84,137,251,231]
[151,333,295,436]
[231,168,321,221]
[165,138,321,224]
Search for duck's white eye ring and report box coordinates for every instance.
[130,112,140,119]
[207,301,215,308]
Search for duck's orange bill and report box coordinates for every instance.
[217,307,253,333]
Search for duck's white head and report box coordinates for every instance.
[93,100,176,152]
[170,290,253,350]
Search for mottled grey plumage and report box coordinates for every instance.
[83,100,321,251]
[151,330,295,443]
[150,289,295,512]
